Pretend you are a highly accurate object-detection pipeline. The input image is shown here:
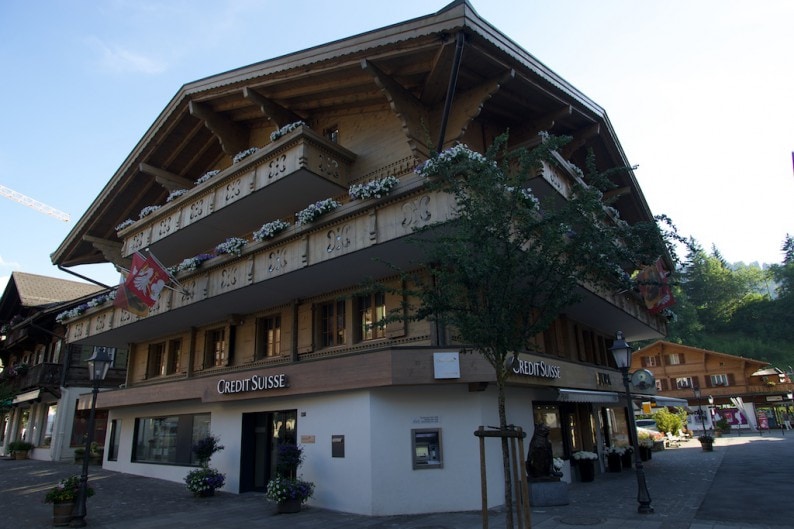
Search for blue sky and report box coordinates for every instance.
[1,1,793,291]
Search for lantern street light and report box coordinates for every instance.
[70,347,113,527]
[609,331,654,514]
[693,387,708,435]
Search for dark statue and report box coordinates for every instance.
[527,423,558,481]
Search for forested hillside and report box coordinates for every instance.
[642,234,794,372]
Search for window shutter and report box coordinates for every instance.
[641,357,648,367]
[727,373,735,386]
[679,353,686,364]
[705,376,712,388]
[385,289,406,338]
[297,304,313,353]
[660,379,669,391]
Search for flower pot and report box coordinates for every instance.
[700,441,714,452]
[52,502,75,526]
[576,460,595,482]
[621,452,633,469]
[13,450,28,460]
[639,446,652,461]
[607,453,622,472]
[198,489,215,497]
[277,498,301,513]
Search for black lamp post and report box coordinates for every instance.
[610,331,654,514]
[693,387,707,435]
[71,347,112,527]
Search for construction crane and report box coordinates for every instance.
[0,183,70,222]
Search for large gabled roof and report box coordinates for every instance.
[635,341,769,369]
[0,272,104,328]
[52,0,655,270]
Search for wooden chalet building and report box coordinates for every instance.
[49,1,667,515]
[632,341,794,432]
[0,272,126,461]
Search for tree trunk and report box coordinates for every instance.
[497,376,514,529]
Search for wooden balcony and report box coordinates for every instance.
[118,125,357,266]
[0,363,62,393]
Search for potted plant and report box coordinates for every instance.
[604,446,624,472]
[44,475,94,526]
[571,451,598,482]
[619,445,633,469]
[698,434,715,452]
[184,435,226,497]
[8,440,34,459]
[637,433,654,461]
[267,443,315,513]
[715,418,730,436]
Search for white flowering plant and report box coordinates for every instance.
[195,170,220,185]
[139,205,161,219]
[295,198,341,225]
[552,457,564,472]
[253,219,290,242]
[166,189,188,203]
[215,237,248,257]
[414,143,495,178]
[270,121,305,142]
[115,219,135,231]
[348,175,399,200]
[170,253,215,274]
[605,446,626,456]
[233,147,259,164]
[55,290,117,323]
[571,451,599,461]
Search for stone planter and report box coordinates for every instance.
[621,451,633,469]
[639,446,652,461]
[576,460,595,482]
[607,453,622,472]
[700,441,714,452]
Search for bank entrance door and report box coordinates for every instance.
[240,410,297,492]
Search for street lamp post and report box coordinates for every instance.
[693,387,707,435]
[71,347,113,527]
[610,331,654,514]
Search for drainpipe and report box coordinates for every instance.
[436,32,466,153]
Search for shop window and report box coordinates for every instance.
[71,407,108,448]
[146,343,165,378]
[41,404,57,447]
[533,404,564,456]
[108,420,120,461]
[204,328,226,368]
[412,429,442,469]
[256,315,282,358]
[132,413,210,465]
[166,339,182,374]
[357,292,386,341]
[319,300,346,347]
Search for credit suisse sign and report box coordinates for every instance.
[217,373,288,395]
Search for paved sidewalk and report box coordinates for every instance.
[1,433,790,529]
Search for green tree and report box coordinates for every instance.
[398,134,668,528]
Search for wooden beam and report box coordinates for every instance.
[561,123,600,158]
[420,37,458,105]
[603,186,631,201]
[242,87,304,128]
[362,58,432,157]
[83,235,129,270]
[188,100,248,156]
[139,163,193,192]
[436,69,515,150]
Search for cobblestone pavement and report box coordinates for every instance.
[1,432,790,529]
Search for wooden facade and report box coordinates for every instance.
[47,1,669,516]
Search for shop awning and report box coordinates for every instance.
[12,389,40,404]
[557,389,620,403]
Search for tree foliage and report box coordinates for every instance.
[396,134,670,527]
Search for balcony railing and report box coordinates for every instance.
[118,124,358,266]
[0,363,62,392]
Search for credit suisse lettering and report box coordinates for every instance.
[217,374,288,395]
[512,359,561,379]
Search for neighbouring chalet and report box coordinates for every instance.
[632,341,794,432]
[49,1,669,516]
[0,272,126,461]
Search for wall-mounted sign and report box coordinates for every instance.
[511,358,561,379]
[217,373,288,395]
[433,352,460,379]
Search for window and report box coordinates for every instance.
[166,339,182,374]
[667,353,683,365]
[256,315,282,358]
[655,379,663,391]
[319,300,346,347]
[204,328,226,367]
[132,413,210,465]
[642,356,657,367]
[147,343,165,378]
[675,377,692,389]
[42,404,57,447]
[412,429,443,469]
[357,292,386,341]
[324,125,339,143]
[710,374,729,387]
[108,420,120,461]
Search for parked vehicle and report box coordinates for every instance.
[635,419,658,431]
